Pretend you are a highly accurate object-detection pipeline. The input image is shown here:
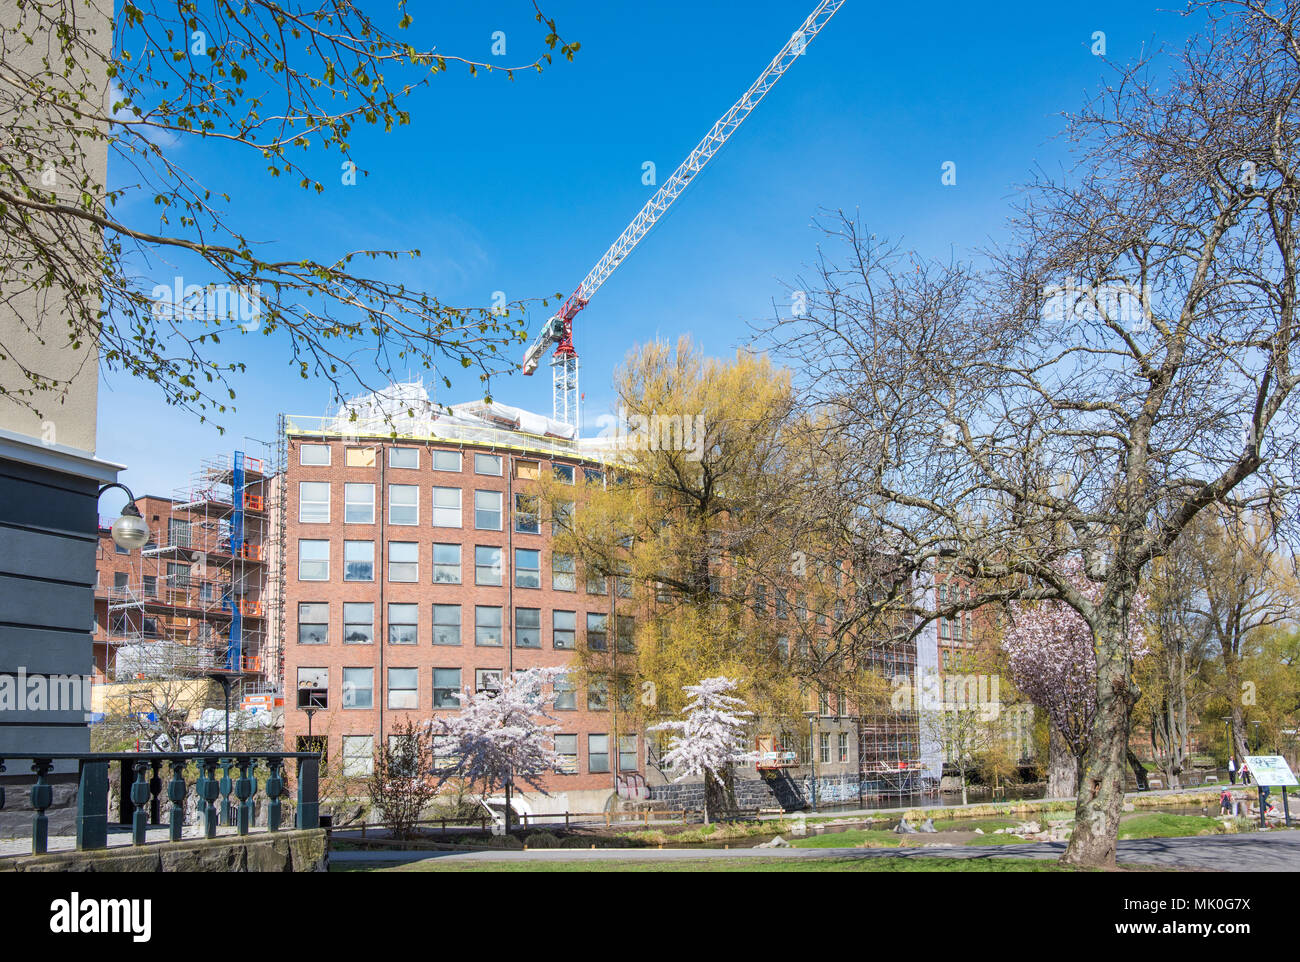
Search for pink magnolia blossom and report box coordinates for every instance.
[1001,566,1148,757]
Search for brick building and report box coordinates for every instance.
[91,452,281,731]
[281,390,630,812]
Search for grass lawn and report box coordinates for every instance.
[788,829,903,848]
[339,855,1117,873]
[1118,813,1228,840]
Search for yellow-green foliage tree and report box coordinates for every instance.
[538,338,813,748]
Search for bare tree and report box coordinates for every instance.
[764,2,1300,866]
[0,0,577,427]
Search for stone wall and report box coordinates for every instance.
[0,828,328,872]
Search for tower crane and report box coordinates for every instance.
[521,0,845,429]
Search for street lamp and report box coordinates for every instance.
[99,482,149,550]
[1252,721,1262,753]
[804,709,819,813]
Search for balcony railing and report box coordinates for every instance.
[0,752,321,855]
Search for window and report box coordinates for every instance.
[819,732,830,764]
[115,541,129,555]
[389,484,418,525]
[586,569,608,595]
[432,450,461,472]
[344,483,375,524]
[775,590,789,620]
[555,734,578,773]
[552,553,576,591]
[584,468,604,486]
[475,668,504,694]
[388,603,418,645]
[619,734,638,772]
[388,668,418,709]
[588,734,610,773]
[433,669,462,708]
[389,447,418,469]
[432,604,461,646]
[514,459,540,480]
[474,545,502,586]
[298,540,329,581]
[143,576,157,597]
[300,443,330,466]
[296,668,328,709]
[114,571,128,589]
[474,453,503,476]
[298,482,330,523]
[554,676,576,710]
[753,583,766,616]
[588,675,608,711]
[474,490,503,530]
[298,603,328,644]
[777,636,789,659]
[616,615,635,653]
[614,561,633,598]
[553,610,576,649]
[433,543,461,584]
[475,606,503,646]
[345,447,376,468]
[344,540,374,581]
[838,732,849,763]
[515,607,541,648]
[388,541,418,582]
[343,603,374,644]
[552,500,575,536]
[341,736,374,777]
[432,487,462,528]
[342,668,373,709]
[553,463,575,484]
[515,548,540,588]
[514,493,540,534]
[586,613,608,651]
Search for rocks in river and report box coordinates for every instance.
[918,818,937,833]
[757,835,790,848]
[894,818,918,834]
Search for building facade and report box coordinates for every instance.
[280,395,635,811]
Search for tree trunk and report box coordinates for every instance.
[1062,610,1135,868]
[1126,747,1149,791]
[1046,726,1077,798]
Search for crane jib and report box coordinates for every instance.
[520,0,846,424]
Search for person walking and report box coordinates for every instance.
[1229,756,1237,785]
[1241,760,1252,786]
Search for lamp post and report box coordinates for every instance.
[1252,720,1262,753]
[804,709,819,813]
[98,482,149,551]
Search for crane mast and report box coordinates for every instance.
[521,0,845,429]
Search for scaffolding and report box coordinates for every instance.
[102,442,282,706]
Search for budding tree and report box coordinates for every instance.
[0,0,577,427]
[649,676,756,823]
[766,1,1300,866]
[428,666,565,836]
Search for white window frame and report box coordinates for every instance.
[298,481,331,523]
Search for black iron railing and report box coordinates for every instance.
[0,752,321,855]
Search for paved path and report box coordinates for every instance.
[333,831,1300,871]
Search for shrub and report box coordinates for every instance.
[525,831,562,848]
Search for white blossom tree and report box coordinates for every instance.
[428,666,565,835]
[649,676,756,823]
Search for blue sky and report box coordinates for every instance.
[98,0,1194,498]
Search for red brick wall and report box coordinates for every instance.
[281,436,638,794]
